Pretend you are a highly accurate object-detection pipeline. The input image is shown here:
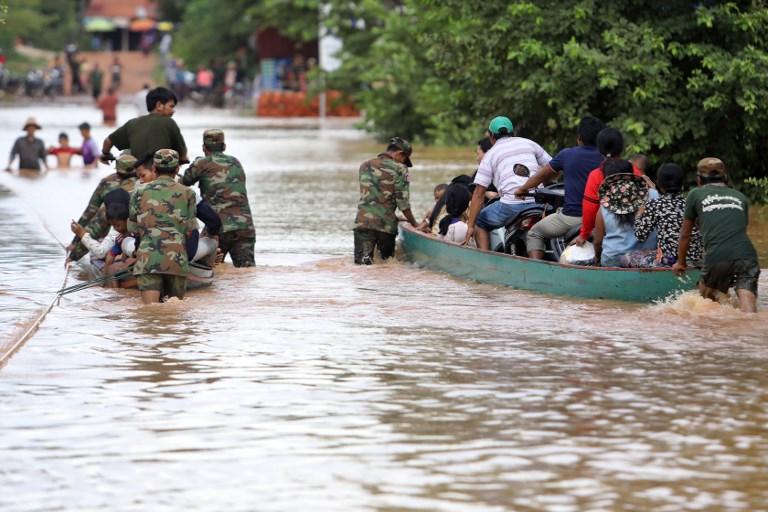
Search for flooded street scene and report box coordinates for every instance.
[2,1,768,511]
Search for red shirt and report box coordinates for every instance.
[48,147,79,156]
[98,94,119,120]
[579,164,643,239]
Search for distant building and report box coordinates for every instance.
[83,0,161,51]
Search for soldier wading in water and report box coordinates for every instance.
[354,137,419,264]
[129,149,197,304]
[182,129,256,267]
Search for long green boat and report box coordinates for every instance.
[399,223,700,302]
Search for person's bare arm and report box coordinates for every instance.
[672,219,694,276]
[463,185,487,245]
[593,210,606,266]
[401,208,418,227]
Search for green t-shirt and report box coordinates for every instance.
[108,113,187,163]
[684,184,757,265]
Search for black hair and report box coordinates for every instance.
[438,183,472,236]
[577,116,604,146]
[603,158,633,178]
[205,142,225,152]
[104,188,130,208]
[656,163,684,194]
[478,137,493,153]
[492,127,512,139]
[145,86,178,112]
[155,165,177,175]
[698,172,726,184]
[59,132,69,139]
[596,127,624,158]
[106,201,129,221]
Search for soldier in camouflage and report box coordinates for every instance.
[129,149,197,304]
[181,129,255,267]
[354,137,419,264]
[66,152,138,263]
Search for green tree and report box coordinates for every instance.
[0,0,78,53]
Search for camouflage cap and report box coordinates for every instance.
[388,136,413,167]
[115,153,138,174]
[203,129,225,147]
[153,148,180,170]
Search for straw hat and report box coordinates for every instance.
[599,173,648,215]
[22,117,42,130]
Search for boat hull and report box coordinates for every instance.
[399,224,700,302]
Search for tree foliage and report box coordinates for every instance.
[0,0,79,54]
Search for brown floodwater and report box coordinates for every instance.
[1,104,767,511]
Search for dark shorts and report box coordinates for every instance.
[137,274,187,300]
[353,228,396,265]
[218,230,255,267]
[701,259,760,294]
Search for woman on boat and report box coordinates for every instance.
[592,159,657,267]
[438,182,473,244]
[621,163,704,268]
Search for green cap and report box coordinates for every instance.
[388,136,413,167]
[203,129,225,147]
[115,153,138,175]
[153,148,179,170]
[488,116,514,136]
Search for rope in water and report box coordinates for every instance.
[0,181,71,367]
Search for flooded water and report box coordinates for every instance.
[1,104,767,511]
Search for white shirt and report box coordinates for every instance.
[134,89,149,115]
[82,228,119,260]
[474,136,552,204]
[440,221,473,246]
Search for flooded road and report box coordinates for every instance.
[1,105,767,511]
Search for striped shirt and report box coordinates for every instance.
[474,136,551,204]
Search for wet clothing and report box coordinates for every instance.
[185,201,222,260]
[98,93,118,123]
[354,153,411,235]
[700,259,760,294]
[684,185,757,266]
[182,152,255,267]
[354,228,396,264]
[137,273,186,300]
[81,228,121,260]
[10,136,46,170]
[548,145,604,217]
[474,136,551,205]
[129,175,197,278]
[634,193,703,265]
[108,113,187,163]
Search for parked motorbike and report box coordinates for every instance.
[489,184,580,261]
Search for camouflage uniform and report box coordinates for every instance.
[129,149,197,300]
[354,142,412,264]
[69,154,138,261]
[181,129,255,267]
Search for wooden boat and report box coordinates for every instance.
[398,223,700,302]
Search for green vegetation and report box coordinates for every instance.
[743,177,768,205]
[0,0,79,54]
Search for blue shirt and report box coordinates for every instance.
[548,145,604,216]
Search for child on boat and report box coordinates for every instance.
[673,158,760,313]
[47,132,78,169]
[70,199,131,265]
[622,163,703,268]
[592,159,657,267]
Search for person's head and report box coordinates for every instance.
[656,163,685,194]
[107,86,116,96]
[142,83,150,90]
[58,132,69,146]
[596,128,624,158]
[78,122,91,138]
[433,183,448,202]
[602,158,633,179]
[696,157,727,185]
[106,201,129,234]
[136,154,157,183]
[202,129,225,154]
[488,116,514,142]
[115,153,137,177]
[476,136,493,164]
[23,117,41,137]
[153,148,180,176]
[145,86,178,115]
[438,183,472,236]
[386,137,413,167]
[577,116,605,147]
[630,153,648,172]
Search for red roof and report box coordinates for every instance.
[85,0,157,19]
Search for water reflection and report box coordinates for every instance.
[0,105,767,511]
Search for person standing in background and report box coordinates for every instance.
[98,87,119,127]
[6,117,48,172]
[78,122,100,168]
[110,56,122,90]
[89,63,103,101]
